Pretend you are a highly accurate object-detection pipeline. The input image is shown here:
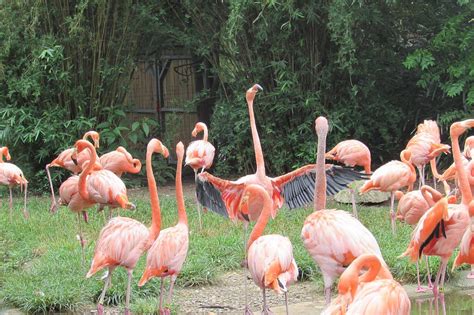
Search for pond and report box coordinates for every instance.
[410,290,473,315]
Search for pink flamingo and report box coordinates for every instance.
[323,254,410,315]
[325,139,371,218]
[99,146,142,177]
[359,149,417,234]
[400,119,474,297]
[46,131,100,213]
[185,122,215,229]
[301,116,385,304]
[452,227,474,279]
[85,138,168,315]
[138,142,188,315]
[0,147,28,219]
[243,184,298,315]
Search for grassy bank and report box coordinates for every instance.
[0,190,456,313]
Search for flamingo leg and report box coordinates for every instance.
[416,260,425,292]
[324,286,332,305]
[167,275,177,305]
[390,191,396,234]
[158,277,165,314]
[468,265,474,279]
[46,164,58,213]
[262,287,273,315]
[124,269,132,315]
[23,182,28,219]
[77,213,86,264]
[432,258,448,297]
[97,268,113,315]
[284,292,289,315]
[350,188,358,218]
[8,186,13,219]
[194,170,203,230]
[425,256,433,288]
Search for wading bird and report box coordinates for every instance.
[99,146,142,177]
[360,150,417,234]
[0,148,28,219]
[400,119,474,297]
[138,142,188,315]
[46,131,100,213]
[86,138,168,315]
[325,139,371,218]
[185,122,215,229]
[301,117,385,304]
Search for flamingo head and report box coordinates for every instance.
[83,131,100,149]
[451,119,474,138]
[245,84,263,104]
[176,142,184,159]
[147,139,169,158]
[315,116,329,136]
[1,147,11,161]
[191,122,207,137]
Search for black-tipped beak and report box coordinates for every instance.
[256,84,263,91]
[72,157,78,166]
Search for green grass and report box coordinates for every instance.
[0,191,461,313]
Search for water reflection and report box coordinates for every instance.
[411,291,473,315]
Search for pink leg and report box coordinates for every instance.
[416,260,427,292]
[350,188,358,218]
[390,192,396,235]
[124,269,132,315]
[194,170,203,230]
[425,256,433,288]
[262,287,274,315]
[77,213,86,264]
[432,259,448,297]
[324,286,332,305]
[23,182,28,219]
[97,268,113,315]
[46,165,58,213]
[284,292,289,315]
[9,187,13,218]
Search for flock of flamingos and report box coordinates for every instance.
[0,84,474,315]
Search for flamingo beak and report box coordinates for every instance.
[255,84,263,91]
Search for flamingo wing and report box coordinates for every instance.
[279,164,368,210]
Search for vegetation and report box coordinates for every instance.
[0,191,461,313]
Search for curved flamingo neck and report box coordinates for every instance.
[247,99,265,177]
[196,123,208,142]
[339,255,381,298]
[452,133,472,205]
[146,143,162,242]
[314,119,328,211]
[400,150,416,189]
[246,185,272,250]
[421,185,442,207]
[176,146,187,225]
[78,142,97,201]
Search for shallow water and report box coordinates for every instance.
[410,291,474,315]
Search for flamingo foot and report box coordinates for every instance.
[432,285,438,297]
[241,259,248,268]
[97,304,104,315]
[23,210,29,219]
[82,211,89,223]
[124,308,131,315]
[244,305,254,315]
[467,272,474,279]
[159,307,171,315]
[416,286,429,293]
[50,201,58,213]
[262,306,274,315]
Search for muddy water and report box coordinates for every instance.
[410,291,473,315]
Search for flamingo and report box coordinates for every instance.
[452,227,474,279]
[99,146,142,177]
[406,121,450,189]
[237,184,298,315]
[86,138,168,315]
[400,119,474,297]
[301,116,386,304]
[185,122,215,229]
[46,131,100,213]
[359,149,417,234]
[0,147,11,163]
[138,142,188,315]
[323,254,410,315]
[197,85,365,242]
[0,148,28,219]
[325,139,371,218]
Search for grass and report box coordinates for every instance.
[0,189,461,313]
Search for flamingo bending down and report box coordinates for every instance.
[46,131,100,213]
[325,139,371,218]
[86,138,168,315]
[301,117,385,304]
[99,146,142,177]
[185,122,215,229]
[238,184,298,315]
[0,153,28,219]
[359,150,417,234]
[322,254,410,315]
[197,85,366,240]
[138,142,188,315]
[400,119,474,297]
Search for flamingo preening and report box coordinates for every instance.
[46,131,100,213]
[325,139,371,218]
[138,142,189,315]
[301,116,385,304]
[185,122,215,229]
[400,119,474,297]
[0,147,28,219]
[86,138,168,315]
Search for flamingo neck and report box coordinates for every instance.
[247,99,265,177]
[314,129,327,210]
[78,144,97,201]
[340,255,381,298]
[146,148,162,242]
[199,123,209,142]
[401,150,416,186]
[246,187,272,250]
[452,134,472,205]
[176,150,187,225]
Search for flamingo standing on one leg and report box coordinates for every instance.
[400,119,474,297]
[243,184,298,315]
[185,122,215,229]
[138,142,189,315]
[325,139,371,218]
[322,254,410,315]
[86,138,168,315]
[0,148,28,219]
[301,116,386,304]
[46,131,100,213]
